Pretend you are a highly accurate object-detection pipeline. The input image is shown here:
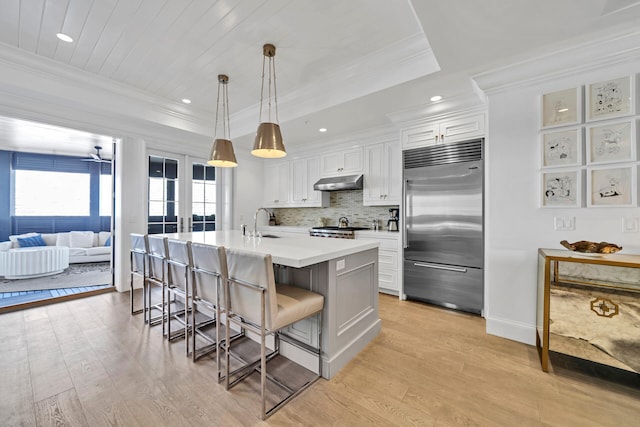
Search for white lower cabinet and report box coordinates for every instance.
[356,233,400,295]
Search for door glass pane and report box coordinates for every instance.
[191,162,216,232]
[148,156,180,234]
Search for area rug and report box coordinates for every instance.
[0,262,111,292]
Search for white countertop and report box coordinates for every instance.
[258,225,400,239]
[162,231,379,268]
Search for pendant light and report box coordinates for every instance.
[208,74,238,167]
[252,43,287,158]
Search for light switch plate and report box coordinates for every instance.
[622,217,639,233]
[554,216,575,231]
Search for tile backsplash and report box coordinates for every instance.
[273,190,398,229]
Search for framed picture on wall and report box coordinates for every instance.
[540,127,582,168]
[586,119,637,165]
[541,87,582,129]
[540,169,582,208]
[586,75,636,122]
[587,165,637,207]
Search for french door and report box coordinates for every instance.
[147,151,220,235]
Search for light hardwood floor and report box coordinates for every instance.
[0,291,638,426]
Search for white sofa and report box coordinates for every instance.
[1,231,111,264]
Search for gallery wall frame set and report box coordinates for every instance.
[539,74,639,208]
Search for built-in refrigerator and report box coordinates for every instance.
[403,138,484,314]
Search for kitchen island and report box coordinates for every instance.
[162,231,381,379]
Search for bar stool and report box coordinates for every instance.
[224,249,325,420]
[165,239,191,346]
[146,235,169,332]
[190,243,242,378]
[129,233,147,316]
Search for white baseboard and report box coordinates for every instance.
[486,315,536,345]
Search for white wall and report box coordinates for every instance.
[483,59,640,344]
[233,152,265,229]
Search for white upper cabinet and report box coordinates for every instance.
[319,147,363,177]
[363,141,401,206]
[401,112,485,150]
[263,161,290,207]
[291,156,329,207]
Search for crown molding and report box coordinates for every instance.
[473,29,640,95]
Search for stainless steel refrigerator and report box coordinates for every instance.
[403,138,484,314]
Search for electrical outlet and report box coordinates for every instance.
[336,259,346,271]
[622,217,639,233]
[554,216,575,231]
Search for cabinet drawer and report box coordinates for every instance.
[379,250,398,269]
[379,269,398,291]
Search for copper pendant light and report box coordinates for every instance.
[252,43,286,158]
[208,74,238,167]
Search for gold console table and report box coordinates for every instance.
[536,248,640,373]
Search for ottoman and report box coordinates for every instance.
[0,246,70,279]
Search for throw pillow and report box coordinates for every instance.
[17,234,47,247]
[0,241,12,251]
[56,232,70,247]
[105,236,111,247]
[9,232,39,248]
[69,231,95,248]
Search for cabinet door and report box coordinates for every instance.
[341,147,363,175]
[263,161,290,207]
[363,144,384,204]
[439,113,485,144]
[320,147,363,176]
[364,142,401,206]
[291,158,308,204]
[401,123,439,149]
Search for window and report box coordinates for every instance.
[192,163,216,231]
[14,170,90,216]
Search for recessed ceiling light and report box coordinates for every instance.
[319,128,327,133]
[182,98,192,104]
[430,95,442,102]
[56,33,73,43]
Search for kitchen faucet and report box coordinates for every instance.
[254,207,270,237]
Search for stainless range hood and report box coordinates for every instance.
[313,174,363,191]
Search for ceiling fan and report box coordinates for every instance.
[82,145,111,163]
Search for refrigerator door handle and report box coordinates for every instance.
[413,262,468,273]
[403,179,409,249]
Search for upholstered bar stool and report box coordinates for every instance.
[224,249,325,420]
[129,233,148,316]
[165,239,192,346]
[190,242,243,377]
[146,235,169,332]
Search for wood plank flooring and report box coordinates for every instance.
[0,292,638,426]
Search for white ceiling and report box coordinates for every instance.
[1,0,640,157]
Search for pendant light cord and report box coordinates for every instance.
[258,47,279,124]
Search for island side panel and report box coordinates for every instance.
[324,247,381,378]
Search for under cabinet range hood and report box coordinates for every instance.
[313,174,363,191]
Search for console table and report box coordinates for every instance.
[536,248,640,374]
[0,246,70,279]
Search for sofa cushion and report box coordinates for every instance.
[68,248,88,257]
[69,231,94,248]
[56,233,70,247]
[18,234,47,247]
[41,233,57,246]
[98,231,111,246]
[85,247,111,256]
[9,233,39,248]
[0,241,13,251]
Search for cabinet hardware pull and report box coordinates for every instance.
[413,262,467,273]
